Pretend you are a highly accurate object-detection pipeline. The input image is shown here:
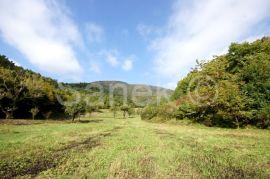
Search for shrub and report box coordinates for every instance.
[141,103,176,121]
[257,104,270,129]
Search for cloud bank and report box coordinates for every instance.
[0,0,82,80]
[150,0,270,85]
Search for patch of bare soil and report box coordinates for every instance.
[0,119,44,125]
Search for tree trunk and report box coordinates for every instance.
[5,110,14,119]
[0,106,14,119]
[6,112,13,119]
[123,111,127,119]
[236,117,240,129]
[72,114,76,122]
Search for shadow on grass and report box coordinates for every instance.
[0,119,44,125]
[0,126,123,178]
[76,119,104,124]
[0,119,106,126]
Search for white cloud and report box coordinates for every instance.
[107,54,119,67]
[121,58,133,71]
[99,49,134,71]
[100,49,120,67]
[85,23,104,44]
[0,0,82,80]
[151,0,270,85]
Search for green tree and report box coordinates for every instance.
[64,100,86,122]
[0,68,28,119]
[30,107,39,120]
[110,105,119,118]
[127,107,135,117]
[120,105,129,118]
[172,37,270,128]
[87,104,97,117]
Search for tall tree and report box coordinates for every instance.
[0,68,28,119]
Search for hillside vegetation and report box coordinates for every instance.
[0,55,171,120]
[0,56,62,119]
[65,81,172,107]
[1,37,270,127]
[0,35,269,179]
[142,37,270,129]
[67,81,172,95]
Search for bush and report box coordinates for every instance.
[257,105,270,129]
[141,105,158,120]
[141,103,176,121]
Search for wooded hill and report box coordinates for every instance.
[67,81,172,96]
[0,55,172,119]
[1,37,270,128]
[0,55,63,119]
[65,81,172,106]
[142,37,270,129]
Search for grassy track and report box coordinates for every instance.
[0,112,270,178]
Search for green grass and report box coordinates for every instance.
[0,111,270,178]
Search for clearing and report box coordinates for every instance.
[0,112,270,178]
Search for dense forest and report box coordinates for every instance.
[0,56,63,119]
[141,37,270,129]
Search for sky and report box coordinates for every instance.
[0,0,270,89]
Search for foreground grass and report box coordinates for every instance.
[0,112,269,178]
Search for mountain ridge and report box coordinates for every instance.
[66,81,173,94]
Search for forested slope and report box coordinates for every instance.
[0,55,63,119]
[142,37,270,128]
[66,81,172,108]
[0,55,172,119]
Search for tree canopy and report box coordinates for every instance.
[142,37,270,129]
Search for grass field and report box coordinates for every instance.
[0,111,270,178]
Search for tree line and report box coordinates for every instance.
[0,56,138,120]
[0,56,63,119]
[141,37,270,129]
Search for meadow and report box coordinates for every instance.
[0,111,269,178]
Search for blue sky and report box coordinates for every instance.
[0,0,270,89]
